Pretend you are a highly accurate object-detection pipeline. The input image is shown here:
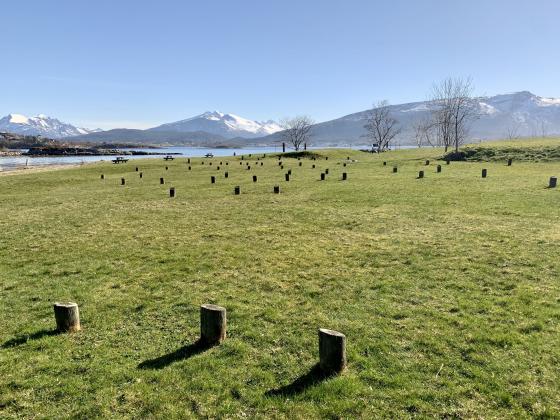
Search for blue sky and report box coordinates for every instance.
[2,0,560,129]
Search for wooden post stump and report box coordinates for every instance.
[507,158,512,166]
[188,158,191,164]
[225,172,229,178]
[234,186,240,195]
[383,161,387,166]
[418,171,424,179]
[211,176,216,184]
[425,160,430,166]
[325,169,329,174]
[482,169,487,178]
[312,164,316,169]
[160,178,164,185]
[100,174,104,179]
[121,178,125,185]
[209,162,212,166]
[319,328,346,374]
[446,160,450,165]
[549,176,557,188]
[285,173,290,181]
[253,175,257,182]
[217,166,220,170]
[436,165,441,173]
[247,166,251,170]
[299,162,302,166]
[188,166,191,170]
[166,166,169,170]
[135,167,139,172]
[325,157,328,160]
[343,163,346,167]
[169,187,175,198]
[54,302,81,332]
[342,172,347,180]
[320,173,325,181]
[288,169,292,175]
[393,167,398,173]
[260,162,263,166]
[200,304,226,345]
[273,186,280,194]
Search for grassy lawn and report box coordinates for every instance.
[0,141,559,418]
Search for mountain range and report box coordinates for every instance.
[3,91,560,146]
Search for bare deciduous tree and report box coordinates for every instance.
[280,116,314,151]
[363,100,401,153]
[430,77,478,152]
[505,122,521,140]
[413,117,438,148]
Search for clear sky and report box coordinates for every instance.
[2,0,560,129]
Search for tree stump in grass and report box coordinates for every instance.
[217,166,220,170]
[325,169,329,174]
[209,162,212,166]
[240,162,243,165]
[285,173,290,181]
[260,162,263,166]
[200,303,227,345]
[253,175,257,182]
[188,166,191,170]
[482,169,487,178]
[54,302,81,333]
[139,172,143,178]
[436,165,441,173]
[319,328,346,374]
[342,172,347,180]
[234,186,240,195]
[169,187,175,198]
[160,178,164,185]
[202,162,205,165]
[225,172,229,178]
[188,158,190,164]
[226,162,229,166]
[135,167,138,172]
[288,169,292,175]
[166,166,168,170]
[211,176,216,184]
[299,162,302,166]
[121,178,125,185]
[320,173,325,181]
[100,174,104,180]
[393,167,397,173]
[312,164,316,169]
[418,171,424,179]
[343,163,346,167]
[247,166,251,170]
[425,160,430,166]
[446,160,450,165]
[274,186,280,194]
[507,158,512,166]
[549,177,557,188]
[325,157,328,160]
[383,161,387,166]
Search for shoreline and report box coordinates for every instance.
[0,162,90,176]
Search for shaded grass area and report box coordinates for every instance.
[443,138,560,162]
[0,142,559,418]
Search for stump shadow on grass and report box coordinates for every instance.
[265,364,332,397]
[138,340,210,370]
[1,329,60,349]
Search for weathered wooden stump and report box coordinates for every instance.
[549,176,557,188]
[200,304,226,345]
[188,166,191,170]
[278,161,282,166]
[240,162,243,165]
[288,169,292,175]
[436,165,441,173]
[166,166,169,170]
[169,187,175,198]
[217,166,220,170]
[299,162,302,166]
[393,167,397,173]
[343,163,346,167]
[247,166,251,170]
[285,173,290,181]
[225,171,229,178]
[260,162,263,166]
[320,173,325,181]
[325,157,328,160]
[160,177,164,185]
[482,169,487,178]
[418,170,424,179]
[100,174,104,180]
[253,175,258,182]
[273,185,280,194]
[188,158,191,164]
[325,169,329,174]
[54,302,81,333]
[209,162,212,166]
[446,160,450,165]
[139,172,143,178]
[507,158,512,166]
[425,160,430,166]
[383,161,387,166]
[312,164,316,169]
[242,156,244,160]
[342,172,347,181]
[234,186,240,195]
[135,167,139,172]
[121,178,125,185]
[211,176,216,184]
[319,328,346,374]
[226,162,229,166]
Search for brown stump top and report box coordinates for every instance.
[319,328,345,338]
[201,303,226,312]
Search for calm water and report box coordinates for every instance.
[0,144,415,171]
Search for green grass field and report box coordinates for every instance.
[0,141,559,418]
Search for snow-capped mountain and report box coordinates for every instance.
[0,114,101,138]
[148,111,282,139]
[254,91,560,145]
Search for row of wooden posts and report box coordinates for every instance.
[53,302,346,375]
